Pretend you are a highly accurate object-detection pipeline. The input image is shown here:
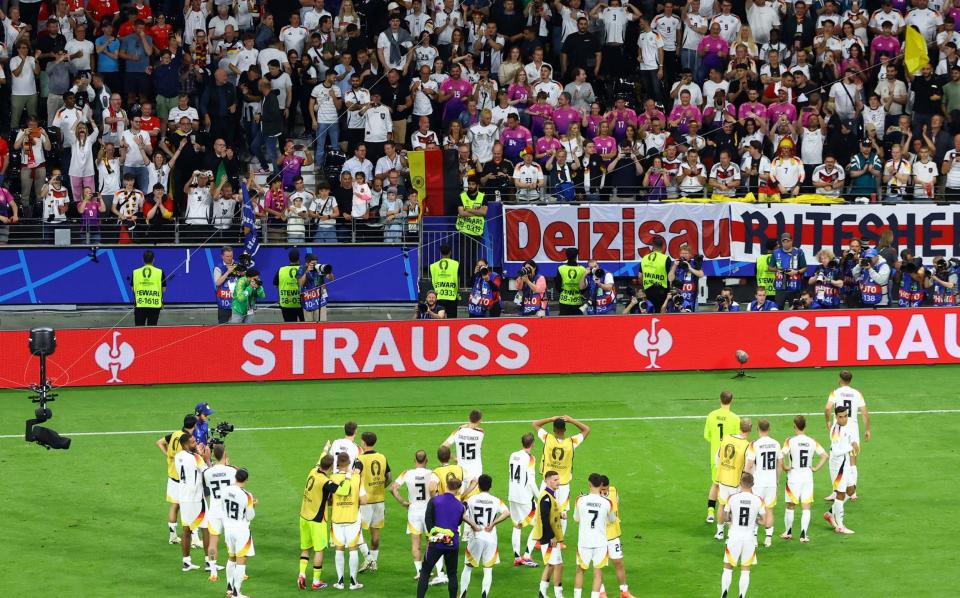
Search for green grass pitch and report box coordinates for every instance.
[2,365,958,597]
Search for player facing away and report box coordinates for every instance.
[222,468,256,598]
[598,475,636,598]
[443,410,486,494]
[715,418,753,540]
[156,414,198,545]
[298,451,341,590]
[705,392,741,523]
[824,406,860,535]
[718,473,769,598]
[572,474,617,598]
[743,419,781,547]
[174,433,208,571]
[460,474,512,598]
[202,443,236,579]
[508,433,541,567]
[391,450,433,580]
[533,415,591,533]
[329,452,369,590]
[823,370,871,501]
[358,431,391,572]
[533,471,566,598]
[330,421,361,467]
[780,416,827,543]
[429,444,472,586]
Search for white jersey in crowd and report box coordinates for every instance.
[723,491,765,539]
[222,485,256,527]
[781,434,825,482]
[745,436,781,489]
[507,449,539,504]
[202,463,237,518]
[465,491,509,542]
[600,7,634,45]
[445,425,485,479]
[330,437,360,466]
[573,493,615,548]
[826,385,865,430]
[175,450,206,503]
[396,467,432,511]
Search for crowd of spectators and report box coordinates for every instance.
[1,0,960,245]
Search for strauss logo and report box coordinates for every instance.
[94,331,135,383]
[633,318,673,369]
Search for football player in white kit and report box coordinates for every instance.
[507,433,541,567]
[743,419,780,547]
[330,421,360,466]
[202,443,236,579]
[823,370,871,501]
[719,472,768,598]
[824,406,860,535]
[779,416,827,543]
[174,434,208,572]
[443,410,485,492]
[460,474,511,598]
[572,473,616,598]
[222,468,257,598]
[390,450,433,580]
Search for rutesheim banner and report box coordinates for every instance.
[5,308,959,387]
[503,203,960,277]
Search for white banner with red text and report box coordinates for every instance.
[6,309,959,387]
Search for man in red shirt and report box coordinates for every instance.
[140,102,162,146]
[87,0,120,30]
[149,14,172,51]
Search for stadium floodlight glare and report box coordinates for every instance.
[24,328,70,450]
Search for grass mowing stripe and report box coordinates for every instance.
[3,408,958,439]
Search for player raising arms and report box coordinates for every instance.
[443,410,485,495]
[156,414,198,545]
[744,420,780,547]
[460,474,512,598]
[174,433,208,572]
[358,432,391,573]
[391,450,433,580]
[572,473,616,598]
[598,475,636,598]
[330,453,368,590]
[533,415,591,533]
[715,419,753,541]
[533,471,565,598]
[222,468,256,598]
[780,416,827,543]
[824,406,860,535]
[298,451,341,590]
[507,433,541,567]
[704,392,740,524]
[823,370,871,501]
[202,443,235,579]
[718,472,769,598]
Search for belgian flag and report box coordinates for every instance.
[407,149,461,216]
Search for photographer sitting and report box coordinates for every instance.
[623,286,656,314]
[807,249,844,309]
[790,290,818,310]
[851,248,891,307]
[515,260,548,317]
[416,290,447,319]
[839,239,863,308]
[770,233,807,309]
[555,247,587,316]
[895,249,926,307]
[663,282,693,313]
[467,259,502,318]
[926,258,959,306]
[580,260,616,315]
[746,287,779,311]
[715,287,741,312]
[667,244,704,312]
[298,252,335,322]
[230,268,265,323]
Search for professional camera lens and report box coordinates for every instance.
[479,266,489,276]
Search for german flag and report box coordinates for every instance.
[407,149,461,216]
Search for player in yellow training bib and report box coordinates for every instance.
[704,391,740,524]
[357,431,391,573]
[329,453,367,590]
[533,414,591,534]
[715,418,752,541]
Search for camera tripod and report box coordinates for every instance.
[731,368,755,379]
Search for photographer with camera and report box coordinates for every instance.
[276,248,305,322]
[299,252,335,323]
[663,283,692,313]
[213,247,243,325]
[851,248,891,307]
[641,237,672,313]
[623,286,656,314]
[770,233,807,309]
[839,239,863,308]
[467,259,502,318]
[667,244,704,312]
[746,287,779,311]
[515,260,548,317]
[430,244,460,318]
[556,247,587,316]
[193,402,213,461]
[416,290,447,319]
[715,287,741,312]
[791,290,817,310]
[807,249,844,309]
[895,249,926,307]
[230,267,265,323]
[926,257,960,306]
[580,260,616,315]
